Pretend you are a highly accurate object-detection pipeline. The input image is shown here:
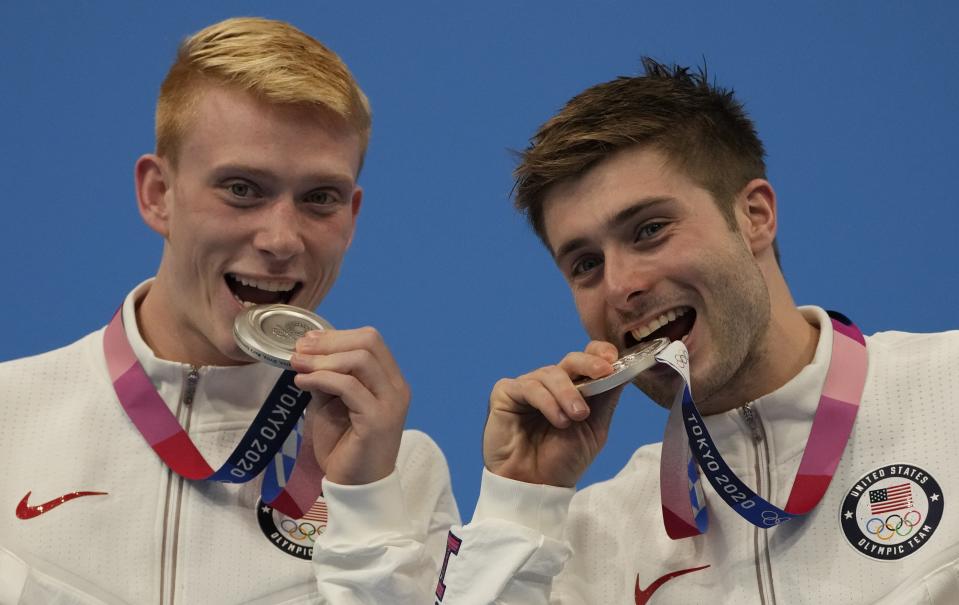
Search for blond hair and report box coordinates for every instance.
[156,17,371,164]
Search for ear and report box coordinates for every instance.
[733,178,777,257]
[135,154,173,238]
[344,185,363,249]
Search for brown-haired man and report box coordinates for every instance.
[0,18,458,603]
[434,59,959,604]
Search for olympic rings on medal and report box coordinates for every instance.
[279,518,326,542]
[866,509,923,541]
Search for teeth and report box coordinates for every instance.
[631,307,690,342]
[231,274,296,292]
[231,293,257,308]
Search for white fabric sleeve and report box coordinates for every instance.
[434,468,575,605]
[312,465,459,604]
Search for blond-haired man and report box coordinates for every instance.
[0,18,458,603]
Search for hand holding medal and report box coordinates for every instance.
[235,303,411,487]
[483,339,657,488]
[234,304,333,369]
[573,338,669,397]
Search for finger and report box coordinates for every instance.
[583,340,619,363]
[289,349,401,402]
[496,377,572,429]
[294,370,406,432]
[535,365,591,421]
[295,327,403,386]
[306,396,350,467]
[556,351,615,381]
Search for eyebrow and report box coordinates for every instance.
[212,164,277,183]
[211,164,355,189]
[552,196,675,261]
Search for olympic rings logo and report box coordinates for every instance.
[280,518,326,543]
[761,510,789,527]
[272,320,311,342]
[865,510,922,541]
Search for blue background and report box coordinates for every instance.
[2,1,957,516]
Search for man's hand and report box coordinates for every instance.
[290,327,410,486]
[483,340,622,488]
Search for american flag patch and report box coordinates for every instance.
[300,499,328,524]
[869,483,912,514]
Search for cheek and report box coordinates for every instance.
[171,207,236,246]
[572,291,606,337]
[199,220,255,260]
[307,226,353,261]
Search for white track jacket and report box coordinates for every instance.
[437,307,959,604]
[0,281,460,604]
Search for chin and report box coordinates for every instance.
[209,323,253,366]
[221,345,255,366]
[632,373,679,409]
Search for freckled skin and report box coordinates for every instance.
[135,84,362,367]
[132,84,411,486]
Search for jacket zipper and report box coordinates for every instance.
[741,403,777,605]
[160,365,199,604]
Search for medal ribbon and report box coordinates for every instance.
[103,307,323,518]
[658,311,867,538]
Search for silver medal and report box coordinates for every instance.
[234,304,333,369]
[574,337,670,397]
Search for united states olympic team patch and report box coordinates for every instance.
[257,496,328,560]
[839,464,944,561]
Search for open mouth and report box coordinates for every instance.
[623,306,696,350]
[225,273,301,307]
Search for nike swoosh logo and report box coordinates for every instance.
[16,490,108,519]
[635,564,710,605]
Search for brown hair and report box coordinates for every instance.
[515,57,777,261]
[155,17,371,165]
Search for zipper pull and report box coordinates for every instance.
[740,402,763,443]
[182,366,200,406]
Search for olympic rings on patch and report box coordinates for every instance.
[299,522,318,542]
[866,509,922,541]
[904,510,922,527]
[279,518,323,541]
[866,517,893,540]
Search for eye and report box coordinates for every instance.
[222,179,262,201]
[635,221,665,241]
[304,189,342,206]
[230,183,251,197]
[571,255,603,278]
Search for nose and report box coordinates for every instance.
[253,199,305,261]
[603,248,651,309]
